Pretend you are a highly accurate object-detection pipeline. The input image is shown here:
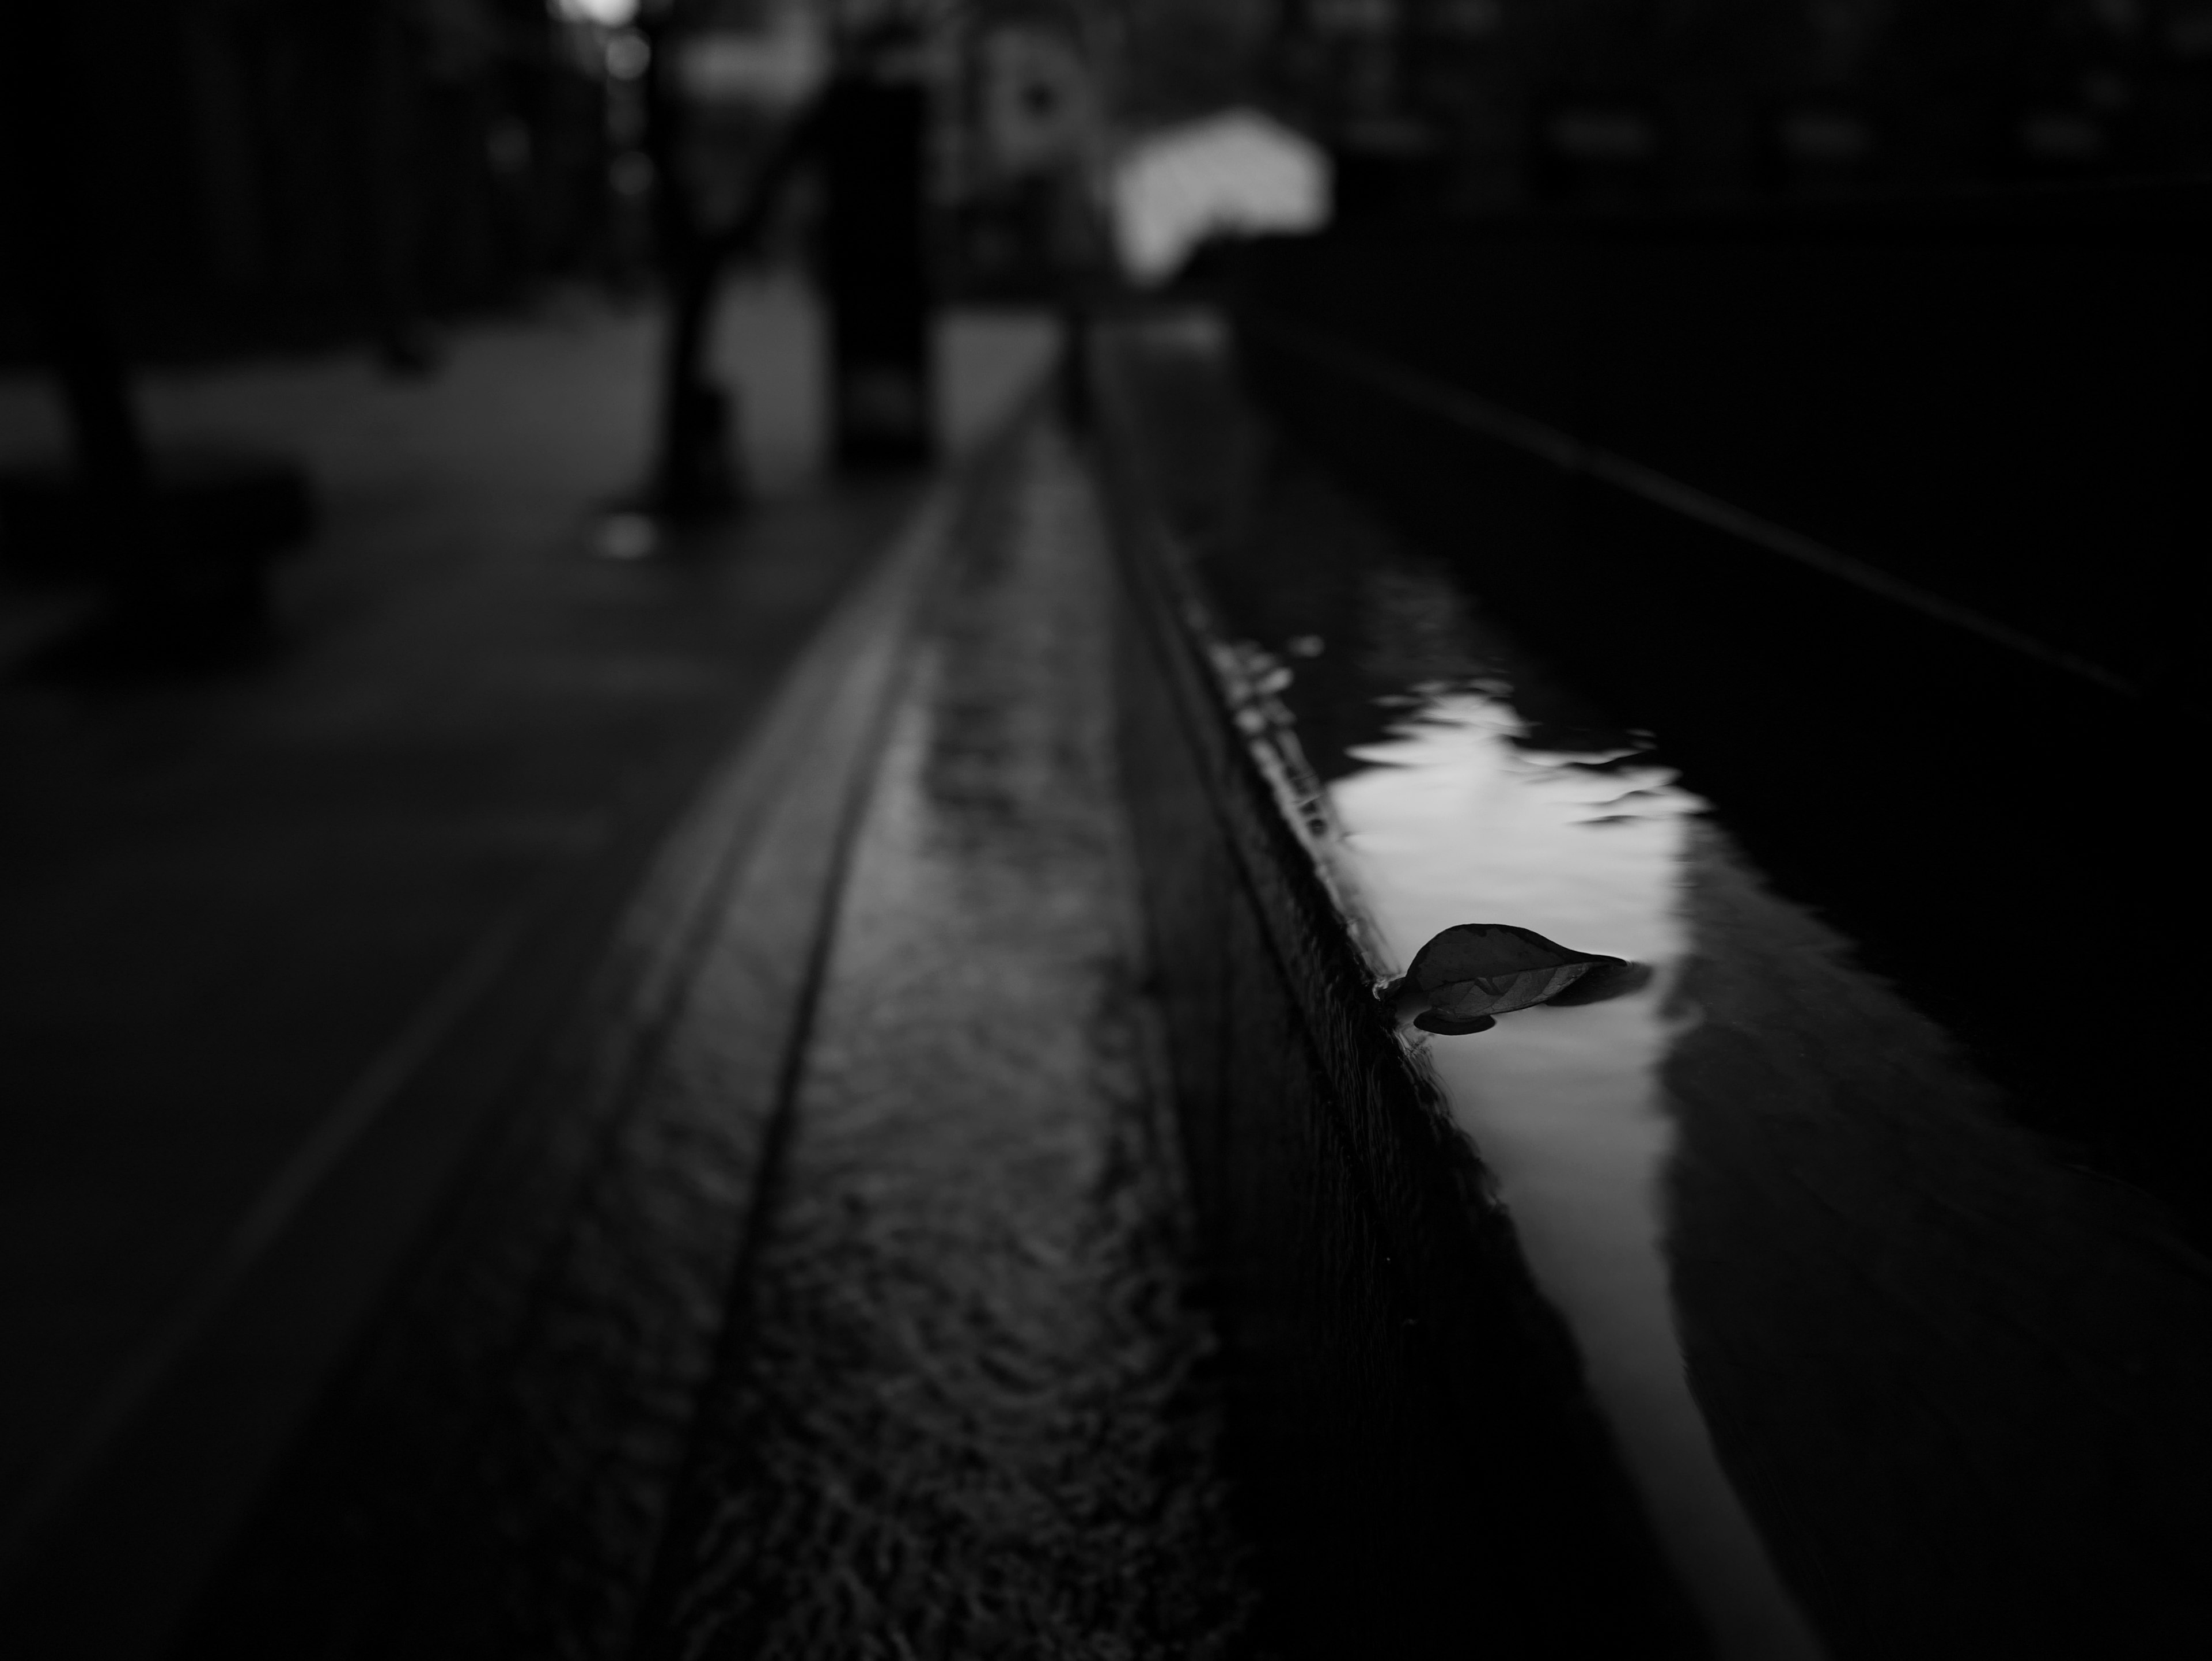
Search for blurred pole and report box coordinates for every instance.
[653,249,742,515]
[961,6,1107,433]
[639,0,744,517]
[1052,142,1111,436]
[819,22,934,470]
[1056,291,1092,431]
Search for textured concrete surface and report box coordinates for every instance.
[147,402,1257,1661]
[639,418,1256,1661]
[0,280,1055,1632]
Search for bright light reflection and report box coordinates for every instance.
[1327,691,1825,1661]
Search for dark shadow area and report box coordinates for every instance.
[1221,190,2212,1255]
[1100,309,2212,1658]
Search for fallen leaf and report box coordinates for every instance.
[1384,923,1643,1034]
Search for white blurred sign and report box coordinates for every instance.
[1110,109,1331,284]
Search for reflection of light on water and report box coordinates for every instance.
[1328,691,1824,1661]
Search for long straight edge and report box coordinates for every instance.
[628,408,1027,1657]
[1243,310,2146,702]
[1089,343,1403,1017]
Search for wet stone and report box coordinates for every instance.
[638,422,1259,1660]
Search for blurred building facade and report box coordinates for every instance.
[12,0,2208,373]
[1,0,645,369]
[946,0,2212,289]
[1259,0,2212,211]
[1065,0,2212,214]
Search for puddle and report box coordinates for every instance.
[1327,690,1825,1661]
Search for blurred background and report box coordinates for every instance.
[2,3,2209,1659]
[6,0,2211,529]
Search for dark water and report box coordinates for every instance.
[1108,313,2212,1658]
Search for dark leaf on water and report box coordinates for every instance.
[1385,922,1645,1034]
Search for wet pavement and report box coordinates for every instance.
[1102,313,2212,1658]
[638,417,1256,1660]
[5,336,1262,1656]
[0,283,1061,1655]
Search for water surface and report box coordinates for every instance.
[1328,692,1823,1661]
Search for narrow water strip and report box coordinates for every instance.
[1096,305,2212,1658]
[1328,693,1825,1661]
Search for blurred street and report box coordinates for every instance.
[0,279,1055,1587]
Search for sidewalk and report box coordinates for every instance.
[0,278,1055,1636]
[160,406,1260,1661]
